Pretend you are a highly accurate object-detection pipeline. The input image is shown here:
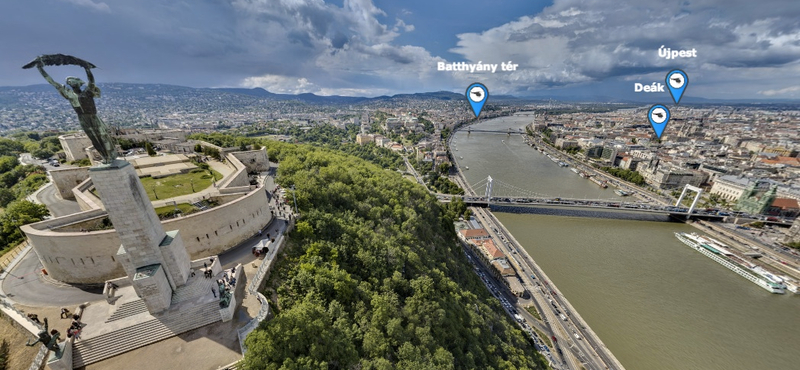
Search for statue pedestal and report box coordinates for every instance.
[89,160,191,314]
[46,342,72,370]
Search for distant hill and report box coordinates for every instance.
[213,87,465,104]
[2,83,797,106]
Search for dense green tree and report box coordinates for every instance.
[0,188,15,208]
[145,142,156,156]
[0,156,19,173]
[117,138,147,151]
[0,138,25,156]
[202,146,221,160]
[243,141,546,370]
[31,147,54,160]
[188,132,241,148]
[602,167,645,186]
[0,200,49,249]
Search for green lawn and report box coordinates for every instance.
[154,203,198,219]
[525,305,542,321]
[533,326,552,348]
[140,169,223,201]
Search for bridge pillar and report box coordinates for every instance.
[485,176,493,205]
[676,184,703,219]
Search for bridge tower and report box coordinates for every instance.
[676,184,704,219]
[485,176,494,205]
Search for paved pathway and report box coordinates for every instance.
[37,182,83,217]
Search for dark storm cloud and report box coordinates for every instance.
[0,0,437,95]
[3,0,800,98]
[450,0,800,97]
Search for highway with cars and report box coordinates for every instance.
[469,206,622,370]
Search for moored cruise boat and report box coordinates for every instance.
[571,167,580,174]
[589,177,608,188]
[615,189,630,196]
[675,232,786,294]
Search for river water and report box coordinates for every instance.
[453,114,800,370]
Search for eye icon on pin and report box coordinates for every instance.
[466,83,488,117]
[669,76,683,88]
[469,86,485,102]
[648,104,670,138]
[650,107,667,123]
[666,69,688,104]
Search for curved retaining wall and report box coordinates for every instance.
[22,188,272,284]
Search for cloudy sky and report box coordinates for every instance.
[1,0,799,99]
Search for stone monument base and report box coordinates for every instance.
[70,256,233,369]
[46,342,72,370]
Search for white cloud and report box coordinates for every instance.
[759,86,800,97]
[241,74,318,94]
[231,0,446,96]
[60,0,110,12]
[447,0,800,95]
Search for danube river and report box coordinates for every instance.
[453,114,800,370]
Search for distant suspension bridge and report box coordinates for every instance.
[438,176,723,220]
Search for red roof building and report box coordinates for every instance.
[459,228,490,240]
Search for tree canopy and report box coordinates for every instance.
[243,141,545,370]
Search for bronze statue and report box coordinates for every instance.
[25,318,62,356]
[23,54,118,164]
[218,279,231,308]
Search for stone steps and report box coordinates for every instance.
[105,299,148,323]
[72,301,222,368]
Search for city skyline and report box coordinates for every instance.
[2,0,800,100]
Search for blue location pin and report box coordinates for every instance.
[648,104,670,138]
[666,69,688,104]
[466,83,488,117]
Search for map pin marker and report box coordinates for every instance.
[648,104,670,139]
[666,69,688,104]
[466,83,488,117]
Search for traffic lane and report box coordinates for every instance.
[464,246,564,368]
[541,272,611,369]
[2,249,103,306]
[217,212,289,270]
[476,208,604,370]
[38,184,82,217]
[475,211,577,369]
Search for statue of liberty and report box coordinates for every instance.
[24,54,118,164]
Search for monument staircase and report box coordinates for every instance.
[72,274,224,368]
[72,299,222,368]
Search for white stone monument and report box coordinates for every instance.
[90,160,191,313]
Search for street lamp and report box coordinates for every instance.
[152,185,158,200]
[190,178,195,192]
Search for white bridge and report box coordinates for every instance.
[439,176,723,220]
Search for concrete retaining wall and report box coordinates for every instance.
[230,149,270,173]
[218,153,249,189]
[73,178,102,211]
[22,188,272,284]
[50,167,90,200]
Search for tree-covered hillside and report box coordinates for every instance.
[243,141,546,370]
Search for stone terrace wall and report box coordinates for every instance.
[22,188,272,284]
[51,167,90,200]
[230,148,270,173]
